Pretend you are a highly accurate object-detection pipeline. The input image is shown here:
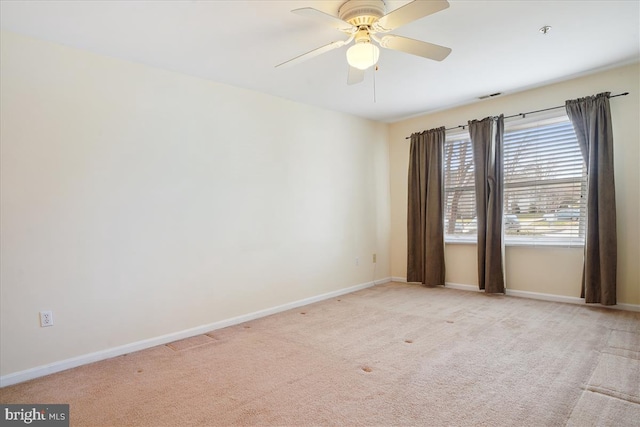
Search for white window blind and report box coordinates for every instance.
[444,135,476,240]
[503,118,586,246]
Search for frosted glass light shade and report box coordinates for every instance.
[346,43,380,70]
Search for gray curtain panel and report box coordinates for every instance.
[468,116,505,293]
[566,93,617,305]
[407,127,446,286]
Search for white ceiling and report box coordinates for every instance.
[1,0,638,123]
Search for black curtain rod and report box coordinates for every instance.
[405,92,629,139]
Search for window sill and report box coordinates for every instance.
[445,238,584,248]
[504,238,584,248]
[445,239,476,245]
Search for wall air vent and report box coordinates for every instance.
[479,92,502,100]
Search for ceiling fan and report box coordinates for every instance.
[275,0,452,85]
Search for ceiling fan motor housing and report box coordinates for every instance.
[338,0,386,27]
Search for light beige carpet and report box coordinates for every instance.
[2,282,639,426]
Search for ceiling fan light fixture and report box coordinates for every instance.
[346,42,380,70]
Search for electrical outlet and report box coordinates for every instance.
[355,257,359,266]
[40,311,53,327]
[373,253,377,263]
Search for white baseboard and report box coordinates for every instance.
[609,302,640,312]
[0,278,390,388]
[505,288,639,312]
[374,277,392,285]
[504,288,583,304]
[394,277,640,312]
[444,282,481,292]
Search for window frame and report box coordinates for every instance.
[443,128,478,244]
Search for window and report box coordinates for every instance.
[444,115,586,246]
[503,117,586,246]
[444,133,477,241]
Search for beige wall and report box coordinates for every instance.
[389,63,639,305]
[0,31,391,377]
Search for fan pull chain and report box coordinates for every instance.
[373,65,378,103]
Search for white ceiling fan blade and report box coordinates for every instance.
[347,66,365,85]
[275,40,347,68]
[373,0,450,33]
[292,8,355,33]
[378,34,451,61]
